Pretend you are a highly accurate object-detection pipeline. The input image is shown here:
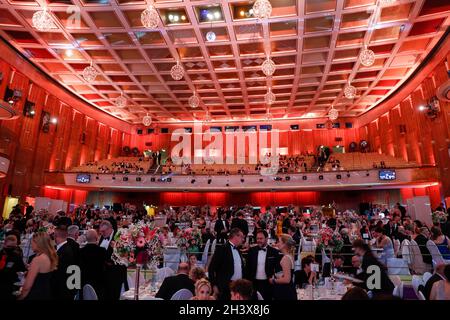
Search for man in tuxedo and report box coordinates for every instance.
[423,262,446,300]
[322,255,345,278]
[245,230,280,300]
[55,210,72,227]
[230,211,249,238]
[79,229,107,299]
[414,227,433,265]
[208,228,245,300]
[214,212,230,244]
[99,220,127,300]
[155,262,194,300]
[54,225,79,300]
[383,214,400,239]
[67,225,80,260]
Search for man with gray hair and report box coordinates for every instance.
[67,225,80,253]
[80,229,107,299]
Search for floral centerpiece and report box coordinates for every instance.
[175,227,203,248]
[112,221,164,268]
[432,211,447,224]
[316,227,344,253]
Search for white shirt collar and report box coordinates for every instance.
[56,240,67,251]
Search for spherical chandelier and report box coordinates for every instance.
[32,8,54,32]
[264,88,276,105]
[115,93,127,108]
[188,92,200,108]
[261,56,276,77]
[344,84,357,99]
[265,111,273,121]
[141,4,159,29]
[206,31,216,42]
[252,0,272,20]
[170,61,184,81]
[82,61,98,83]
[360,46,375,67]
[328,106,339,121]
[142,114,152,127]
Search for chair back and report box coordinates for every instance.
[426,240,444,266]
[200,239,211,267]
[393,239,401,257]
[411,275,424,297]
[422,272,433,284]
[409,240,431,274]
[163,247,181,271]
[170,289,194,300]
[417,291,426,300]
[387,258,410,275]
[392,281,403,299]
[256,291,264,300]
[82,284,98,301]
[400,239,411,264]
[211,239,217,255]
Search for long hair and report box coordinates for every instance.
[32,232,58,270]
[279,233,296,256]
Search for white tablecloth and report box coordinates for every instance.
[121,287,161,300]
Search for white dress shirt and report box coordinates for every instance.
[230,242,242,281]
[255,247,268,280]
[56,240,67,252]
[100,233,113,249]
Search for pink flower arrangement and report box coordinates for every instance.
[112,222,163,267]
[317,227,343,253]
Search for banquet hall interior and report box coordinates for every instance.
[0,0,450,302]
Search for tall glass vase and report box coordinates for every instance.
[134,264,142,301]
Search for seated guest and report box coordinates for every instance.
[413,226,433,266]
[188,254,198,271]
[79,229,107,299]
[322,255,345,278]
[191,279,215,300]
[348,255,363,277]
[0,235,26,300]
[189,267,206,283]
[230,279,253,301]
[155,262,195,300]
[372,226,395,265]
[423,262,447,300]
[294,256,317,288]
[341,287,369,300]
[287,226,301,245]
[18,232,58,300]
[352,239,395,296]
[430,227,450,260]
[430,264,450,300]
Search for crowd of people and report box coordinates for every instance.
[0,201,450,301]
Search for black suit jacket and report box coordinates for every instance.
[423,273,444,300]
[155,274,194,300]
[79,243,107,296]
[414,234,432,264]
[208,242,245,292]
[230,218,249,236]
[359,252,394,294]
[245,245,280,280]
[214,219,230,238]
[54,242,79,300]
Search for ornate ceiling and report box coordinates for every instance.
[0,0,449,124]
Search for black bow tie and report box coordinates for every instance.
[258,247,267,251]
[230,244,237,250]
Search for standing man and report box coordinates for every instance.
[231,211,249,238]
[208,228,245,300]
[214,212,230,244]
[99,220,127,300]
[245,230,280,300]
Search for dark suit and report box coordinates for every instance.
[155,274,194,300]
[230,218,249,236]
[208,242,244,300]
[99,233,127,300]
[214,218,230,243]
[383,223,399,239]
[54,241,79,300]
[414,234,432,265]
[245,245,280,300]
[357,252,395,296]
[79,243,107,299]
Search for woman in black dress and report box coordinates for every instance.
[18,232,58,300]
[269,234,297,300]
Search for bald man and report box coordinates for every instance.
[79,229,107,299]
[155,262,195,300]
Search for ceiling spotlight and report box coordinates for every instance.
[173,15,179,22]
[259,178,264,182]
[181,15,186,21]
[141,4,159,29]
[347,172,351,178]
[123,176,128,181]
[112,176,116,180]
[319,175,324,180]
[214,11,221,19]
[168,14,174,20]
[302,175,307,181]
[336,174,342,180]
[50,117,58,124]
[366,171,370,177]
[191,179,196,184]
[285,176,290,181]
[150,177,155,182]
[207,13,213,20]
[240,178,245,183]
[240,10,245,17]
[208,179,212,184]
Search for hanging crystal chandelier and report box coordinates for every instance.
[360,46,375,67]
[32,7,54,32]
[142,114,152,127]
[82,61,98,83]
[253,0,272,19]
[141,4,159,29]
[264,88,276,105]
[344,84,357,99]
[170,61,184,81]
[115,93,127,108]
[261,56,276,77]
[328,106,339,121]
[188,92,200,108]
[206,31,216,42]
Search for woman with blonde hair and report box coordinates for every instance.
[269,234,297,300]
[191,279,215,300]
[18,232,58,300]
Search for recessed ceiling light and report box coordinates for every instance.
[168,14,173,20]
[181,15,186,21]
[207,13,213,20]
[214,11,221,19]
[240,10,245,17]
[173,15,179,22]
